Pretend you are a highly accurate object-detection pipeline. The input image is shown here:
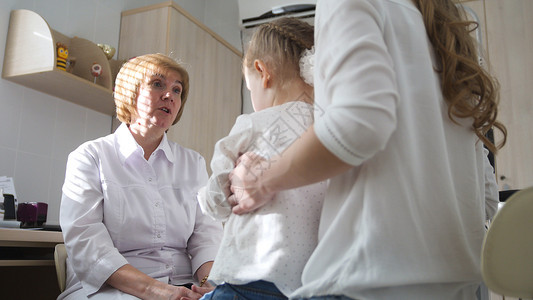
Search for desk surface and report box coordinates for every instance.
[0,228,63,266]
[0,228,63,247]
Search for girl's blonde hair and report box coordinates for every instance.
[114,53,190,125]
[413,0,506,153]
[244,17,314,86]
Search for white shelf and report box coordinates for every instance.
[2,9,117,115]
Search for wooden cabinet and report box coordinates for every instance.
[2,9,120,116]
[119,1,243,171]
[484,0,533,190]
[459,0,533,191]
[0,228,64,299]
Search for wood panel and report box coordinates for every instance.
[460,1,532,297]
[484,0,533,190]
[166,8,242,172]
[118,7,169,59]
[458,0,488,64]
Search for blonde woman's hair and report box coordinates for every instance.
[412,0,506,153]
[114,53,190,125]
[244,17,314,86]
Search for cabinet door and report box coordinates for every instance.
[484,0,533,190]
[457,1,487,62]
[166,8,242,172]
[118,7,169,59]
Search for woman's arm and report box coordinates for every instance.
[106,265,202,299]
[194,261,213,287]
[61,147,130,294]
[231,1,399,215]
[230,125,352,214]
[188,261,214,295]
[187,200,222,281]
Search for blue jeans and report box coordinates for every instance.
[201,280,287,300]
[293,297,354,300]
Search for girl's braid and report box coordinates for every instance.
[264,22,312,50]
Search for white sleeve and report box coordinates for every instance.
[198,115,254,221]
[483,147,499,221]
[188,155,223,273]
[60,146,128,296]
[314,0,398,166]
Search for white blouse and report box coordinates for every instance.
[59,123,222,298]
[293,0,499,299]
[198,101,327,296]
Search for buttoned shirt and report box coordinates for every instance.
[59,123,222,298]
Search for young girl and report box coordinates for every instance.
[197,18,327,299]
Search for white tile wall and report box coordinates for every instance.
[0,147,16,178]
[18,91,57,158]
[15,151,53,218]
[51,100,88,161]
[0,81,23,149]
[0,0,240,224]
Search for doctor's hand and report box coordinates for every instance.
[179,285,214,300]
[144,281,202,300]
[228,152,276,215]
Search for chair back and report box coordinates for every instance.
[54,243,67,292]
[481,186,533,298]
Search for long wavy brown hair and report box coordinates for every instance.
[412,0,506,153]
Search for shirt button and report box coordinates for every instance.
[157,233,161,238]
[155,202,159,207]
[148,178,152,182]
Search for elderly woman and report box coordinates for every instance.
[59,54,222,300]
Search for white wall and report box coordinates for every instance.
[0,0,240,225]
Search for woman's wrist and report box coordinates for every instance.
[261,153,290,195]
[199,274,209,287]
[195,261,213,286]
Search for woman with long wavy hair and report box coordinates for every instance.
[228,0,507,299]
